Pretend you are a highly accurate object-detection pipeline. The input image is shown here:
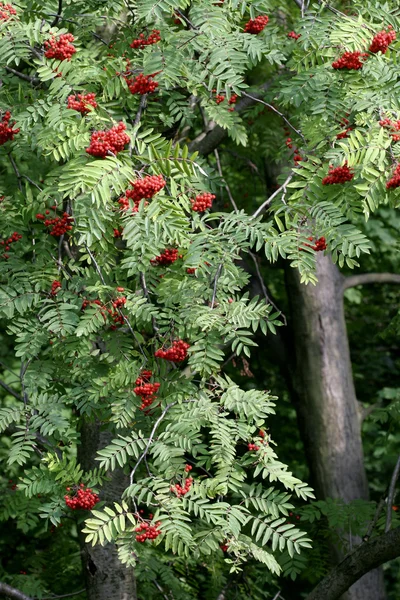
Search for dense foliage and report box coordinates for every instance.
[1,1,400,599]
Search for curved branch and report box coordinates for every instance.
[0,582,33,600]
[306,527,400,600]
[342,272,400,291]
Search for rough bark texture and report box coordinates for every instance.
[285,254,386,600]
[306,527,400,600]
[78,420,137,600]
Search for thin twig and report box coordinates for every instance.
[152,579,169,600]
[242,91,305,143]
[85,246,107,285]
[363,496,386,542]
[130,402,177,485]
[40,589,85,600]
[252,172,294,219]
[214,149,238,211]
[0,379,21,400]
[4,66,41,85]
[386,455,400,533]
[50,0,62,27]
[211,264,223,309]
[8,154,23,192]
[248,252,287,326]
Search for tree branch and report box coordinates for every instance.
[0,379,22,400]
[4,66,40,85]
[50,0,62,27]
[386,455,400,533]
[306,527,400,600]
[342,272,400,291]
[252,172,293,218]
[0,582,33,600]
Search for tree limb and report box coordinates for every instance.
[252,172,293,218]
[0,378,22,400]
[306,527,400,600]
[0,582,33,600]
[386,455,400,533]
[50,0,63,27]
[4,66,40,85]
[342,272,400,291]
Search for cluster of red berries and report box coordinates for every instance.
[369,27,396,54]
[386,164,400,189]
[81,296,126,327]
[322,163,354,185]
[248,442,260,451]
[332,51,368,70]
[130,30,161,49]
[288,31,301,40]
[379,118,400,142]
[36,212,73,236]
[125,73,159,95]
[186,267,196,274]
[0,2,16,20]
[64,483,99,510]
[171,466,193,497]
[336,116,352,139]
[44,33,76,61]
[134,370,161,410]
[50,280,61,296]
[155,339,190,362]
[191,192,216,212]
[113,228,123,237]
[86,122,130,158]
[135,520,162,542]
[306,236,327,252]
[151,248,180,266]
[67,93,97,115]
[119,175,166,212]
[0,111,20,145]
[244,15,269,34]
[0,231,22,259]
[213,90,238,111]
[220,542,229,552]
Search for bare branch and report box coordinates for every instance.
[214,149,238,210]
[4,66,40,85]
[252,172,293,219]
[0,582,33,600]
[386,455,400,533]
[130,402,177,484]
[342,272,400,291]
[241,91,306,143]
[0,379,22,400]
[306,527,400,600]
[42,589,85,600]
[50,0,63,27]
[248,252,287,326]
[211,264,223,309]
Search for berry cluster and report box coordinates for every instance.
[306,236,327,252]
[212,90,238,111]
[337,127,352,139]
[67,93,97,115]
[0,111,19,145]
[286,137,293,149]
[332,51,368,70]
[135,520,162,542]
[244,15,269,34]
[44,33,76,61]
[386,164,400,189]
[36,212,73,236]
[81,296,126,327]
[119,175,166,212]
[322,163,354,185]
[151,248,179,266]
[130,30,161,49]
[215,93,225,105]
[186,267,196,274]
[379,118,400,142]
[134,370,161,410]
[370,27,396,54]
[113,228,123,237]
[155,339,190,362]
[64,484,99,510]
[0,231,22,259]
[50,280,61,296]
[288,31,301,40]
[171,474,193,497]
[86,122,130,158]
[248,442,260,451]
[191,192,216,212]
[126,73,158,95]
[0,3,16,20]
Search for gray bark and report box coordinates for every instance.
[285,254,386,600]
[78,420,137,600]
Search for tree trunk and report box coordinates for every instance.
[285,254,386,600]
[78,420,137,600]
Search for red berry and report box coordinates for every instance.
[244,15,269,34]
[44,33,76,61]
[322,163,354,185]
[0,110,19,145]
